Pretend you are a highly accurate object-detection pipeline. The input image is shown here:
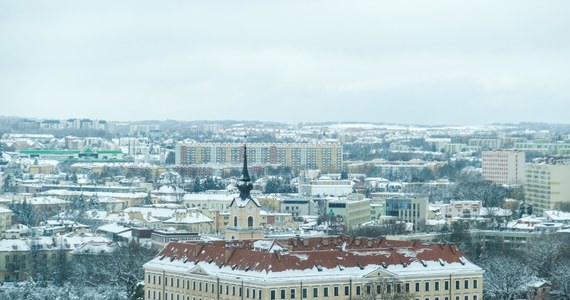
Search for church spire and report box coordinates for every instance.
[240,144,251,182]
[237,143,253,200]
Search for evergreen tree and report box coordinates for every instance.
[203,176,223,190]
[2,173,12,193]
[164,151,175,165]
[66,194,97,223]
[71,172,78,184]
[193,176,203,193]
[144,192,153,205]
[10,199,35,226]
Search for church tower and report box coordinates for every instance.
[225,144,264,241]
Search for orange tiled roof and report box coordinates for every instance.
[156,236,467,273]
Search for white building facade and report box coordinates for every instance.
[482,150,525,185]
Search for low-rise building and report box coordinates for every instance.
[162,210,214,234]
[144,236,484,300]
[182,193,235,211]
[326,195,371,230]
[444,201,482,219]
[299,178,353,197]
[280,195,316,218]
[0,208,13,232]
[150,230,201,250]
[385,197,428,230]
[370,202,386,221]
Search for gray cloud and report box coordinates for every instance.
[1,0,569,124]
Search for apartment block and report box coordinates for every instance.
[468,138,503,150]
[482,150,525,185]
[514,142,570,155]
[525,162,570,214]
[175,142,343,173]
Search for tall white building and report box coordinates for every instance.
[525,161,570,214]
[482,150,525,185]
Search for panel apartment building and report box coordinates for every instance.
[525,161,570,214]
[175,142,343,173]
[481,150,525,185]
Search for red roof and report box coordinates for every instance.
[157,236,467,273]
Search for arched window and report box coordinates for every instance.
[248,216,254,227]
[234,216,238,227]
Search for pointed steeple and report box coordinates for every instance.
[240,144,251,182]
[237,143,253,200]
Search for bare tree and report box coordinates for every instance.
[481,254,538,300]
[71,241,158,298]
[518,238,567,279]
[551,262,570,299]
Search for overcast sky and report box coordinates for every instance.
[1,1,569,125]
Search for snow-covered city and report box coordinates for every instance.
[0,119,569,299]
[2,1,570,299]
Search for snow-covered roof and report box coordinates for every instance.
[73,240,117,255]
[18,196,68,205]
[124,206,178,220]
[229,194,261,208]
[97,223,131,234]
[55,233,112,250]
[426,219,447,226]
[40,190,147,199]
[183,193,236,201]
[479,207,512,217]
[153,185,185,194]
[260,210,291,217]
[145,237,483,283]
[0,239,30,251]
[163,212,213,224]
[104,212,135,223]
[0,207,13,213]
[543,210,570,222]
[507,215,545,230]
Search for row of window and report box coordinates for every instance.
[147,290,212,300]
[147,274,262,299]
[416,279,478,292]
[147,273,479,299]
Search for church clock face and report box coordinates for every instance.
[247,204,253,212]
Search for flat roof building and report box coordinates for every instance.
[482,150,525,185]
[525,161,570,214]
[175,142,343,173]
